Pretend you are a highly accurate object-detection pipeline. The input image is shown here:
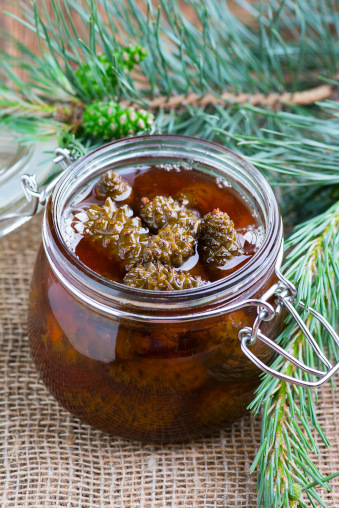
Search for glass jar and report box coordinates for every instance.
[27,135,286,442]
[0,126,57,238]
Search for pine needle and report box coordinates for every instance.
[1,1,339,506]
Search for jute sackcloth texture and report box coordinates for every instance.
[0,215,339,508]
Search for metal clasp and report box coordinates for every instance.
[238,251,339,387]
[0,147,73,223]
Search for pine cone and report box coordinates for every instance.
[143,223,196,267]
[82,101,154,140]
[95,170,132,201]
[85,197,131,229]
[119,45,148,71]
[76,46,148,98]
[108,355,207,393]
[140,196,201,234]
[288,484,302,502]
[118,217,149,265]
[124,262,207,290]
[199,209,239,269]
[84,199,132,250]
[84,198,148,263]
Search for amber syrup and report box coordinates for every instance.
[67,165,262,283]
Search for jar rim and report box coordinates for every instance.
[43,134,283,318]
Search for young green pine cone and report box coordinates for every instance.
[143,223,196,267]
[82,101,154,140]
[84,198,148,263]
[118,217,149,265]
[139,196,201,234]
[76,46,148,98]
[288,484,302,502]
[119,45,148,71]
[76,53,114,98]
[85,197,130,229]
[95,170,132,201]
[124,262,207,290]
[199,209,239,269]
[84,198,132,248]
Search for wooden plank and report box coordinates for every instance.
[1,1,254,79]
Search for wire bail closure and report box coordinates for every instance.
[238,255,339,387]
[2,145,338,389]
[0,147,73,223]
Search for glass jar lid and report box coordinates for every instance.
[0,127,57,238]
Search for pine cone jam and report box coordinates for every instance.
[28,135,284,442]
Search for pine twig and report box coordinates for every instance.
[1,0,339,194]
[250,202,339,508]
[1,2,339,506]
[121,84,334,110]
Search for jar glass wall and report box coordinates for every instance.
[28,136,284,442]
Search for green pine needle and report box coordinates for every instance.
[75,46,148,100]
[1,1,339,507]
[250,202,339,507]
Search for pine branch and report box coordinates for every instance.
[1,1,338,196]
[1,2,339,506]
[2,0,339,106]
[250,201,339,507]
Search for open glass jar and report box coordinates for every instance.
[7,135,338,442]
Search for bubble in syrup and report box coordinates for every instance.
[236,226,263,254]
[216,177,231,189]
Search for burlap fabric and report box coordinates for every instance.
[0,215,338,507]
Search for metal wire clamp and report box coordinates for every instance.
[2,144,338,389]
[238,264,339,388]
[0,148,73,223]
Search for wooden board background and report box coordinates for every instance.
[1,1,251,62]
